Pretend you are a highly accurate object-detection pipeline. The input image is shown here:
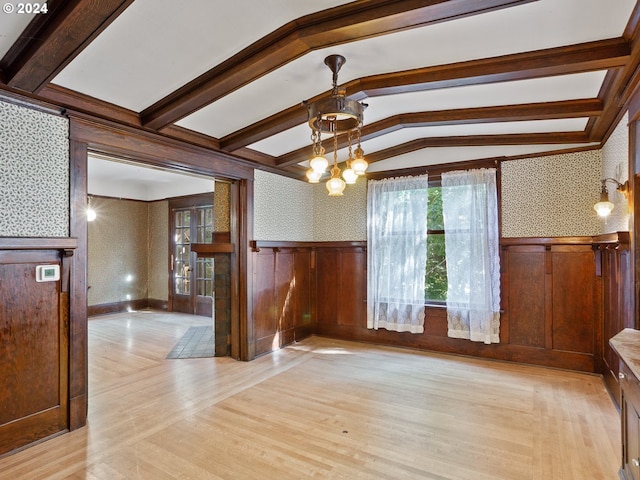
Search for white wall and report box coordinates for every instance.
[600,113,630,233]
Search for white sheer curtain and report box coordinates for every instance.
[442,168,500,344]
[367,175,429,333]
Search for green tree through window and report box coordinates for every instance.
[426,186,447,303]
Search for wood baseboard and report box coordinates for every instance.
[87,299,167,317]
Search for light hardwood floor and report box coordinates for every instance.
[0,311,621,479]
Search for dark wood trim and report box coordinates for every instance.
[1,0,134,93]
[593,231,632,245]
[358,132,591,168]
[68,118,254,385]
[39,84,142,127]
[250,240,366,252]
[192,243,234,254]
[501,236,595,246]
[223,38,628,153]
[0,237,77,250]
[141,0,535,130]
[354,38,630,99]
[68,114,254,181]
[68,139,88,430]
[233,178,254,361]
[0,85,65,116]
[275,101,601,167]
[87,299,150,317]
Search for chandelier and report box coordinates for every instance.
[303,54,368,196]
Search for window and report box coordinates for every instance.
[367,175,429,333]
[425,185,447,304]
[367,168,500,342]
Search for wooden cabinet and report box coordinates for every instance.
[621,360,640,480]
[611,330,640,479]
[594,233,633,407]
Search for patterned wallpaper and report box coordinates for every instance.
[254,169,314,241]
[214,181,230,232]
[600,113,629,234]
[501,150,602,237]
[88,197,149,306]
[0,100,69,237]
[254,169,367,241]
[313,179,367,241]
[148,200,168,302]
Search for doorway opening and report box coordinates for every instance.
[86,153,232,356]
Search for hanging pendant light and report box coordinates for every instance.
[342,131,358,184]
[303,54,368,195]
[326,129,346,196]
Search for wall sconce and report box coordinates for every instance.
[593,178,629,217]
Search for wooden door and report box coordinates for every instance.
[169,195,214,317]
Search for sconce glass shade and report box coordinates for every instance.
[310,155,328,173]
[342,167,357,184]
[594,185,614,217]
[594,199,614,217]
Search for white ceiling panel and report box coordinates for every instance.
[0,12,35,58]
[177,0,631,139]
[51,0,352,111]
[88,155,214,201]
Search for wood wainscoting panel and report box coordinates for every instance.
[251,238,604,373]
[252,245,313,357]
[316,248,340,327]
[275,250,295,346]
[253,250,277,356]
[293,249,313,340]
[550,245,596,354]
[0,249,69,456]
[503,246,546,348]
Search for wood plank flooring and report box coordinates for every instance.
[0,311,621,479]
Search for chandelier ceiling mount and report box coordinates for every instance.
[303,54,368,196]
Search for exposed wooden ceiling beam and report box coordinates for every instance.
[588,6,640,142]
[140,0,536,130]
[0,0,133,93]
[275,99,602,167]
[363,132,591,165]
[222,38,628,152]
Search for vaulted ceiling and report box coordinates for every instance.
[1,0,639,180]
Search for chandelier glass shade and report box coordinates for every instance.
[303,54,368,195]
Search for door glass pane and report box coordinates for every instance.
[195,205,214,297]
[196,206,213,243]
[196,258,214,297]
[174,209,191,295]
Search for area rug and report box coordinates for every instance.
[166,326,214,359]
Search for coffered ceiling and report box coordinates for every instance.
[1,0,639,179]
